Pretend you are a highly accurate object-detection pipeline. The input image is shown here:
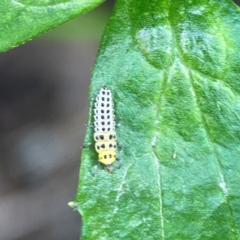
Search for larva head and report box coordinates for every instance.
[99,151,116,165]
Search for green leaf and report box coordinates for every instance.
[0,0,104,52]
[73,0,240,239]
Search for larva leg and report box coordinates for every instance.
[117,142,123,150]
[115,158,122,169]
[81,142,93,149]
[105,164,114,173]
[91,160,100,176]
[85,123,94,128]
[115,116,122,128]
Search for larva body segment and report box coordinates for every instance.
[94,86,116,165]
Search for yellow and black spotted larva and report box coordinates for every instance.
[94,86,117,166]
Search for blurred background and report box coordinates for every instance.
[0,1,240,240]
[0,1,114,240]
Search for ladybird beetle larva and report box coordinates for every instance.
[94,86,117,167]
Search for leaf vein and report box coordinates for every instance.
[188,70,238,239]
[168,2,238,238]
[151,136,165,240]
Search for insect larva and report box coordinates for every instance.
[94,86,117,166]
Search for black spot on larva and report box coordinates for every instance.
[101,144,105,149]
[107,110,110,113]
[109,154,112,158]
[97,146,100,150]
[101,122,105,125]
[101,103,104,107]
[102,128,105,131]
[96,136,99,140]
[100,135,104,140]
[107,121,110,125]
[107,98,110,101]
[109,143,113,148]
[107,92,110,95]
[104,155,107,159]
[107,115,110,119]
[102,91,105,95]
[107,104,110,107]
[101,110,104,113]
[101,115,104,119]
[107,128,110,131]
[96,116,98,120]
[109,134,113,140]
[102,97,104,101]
